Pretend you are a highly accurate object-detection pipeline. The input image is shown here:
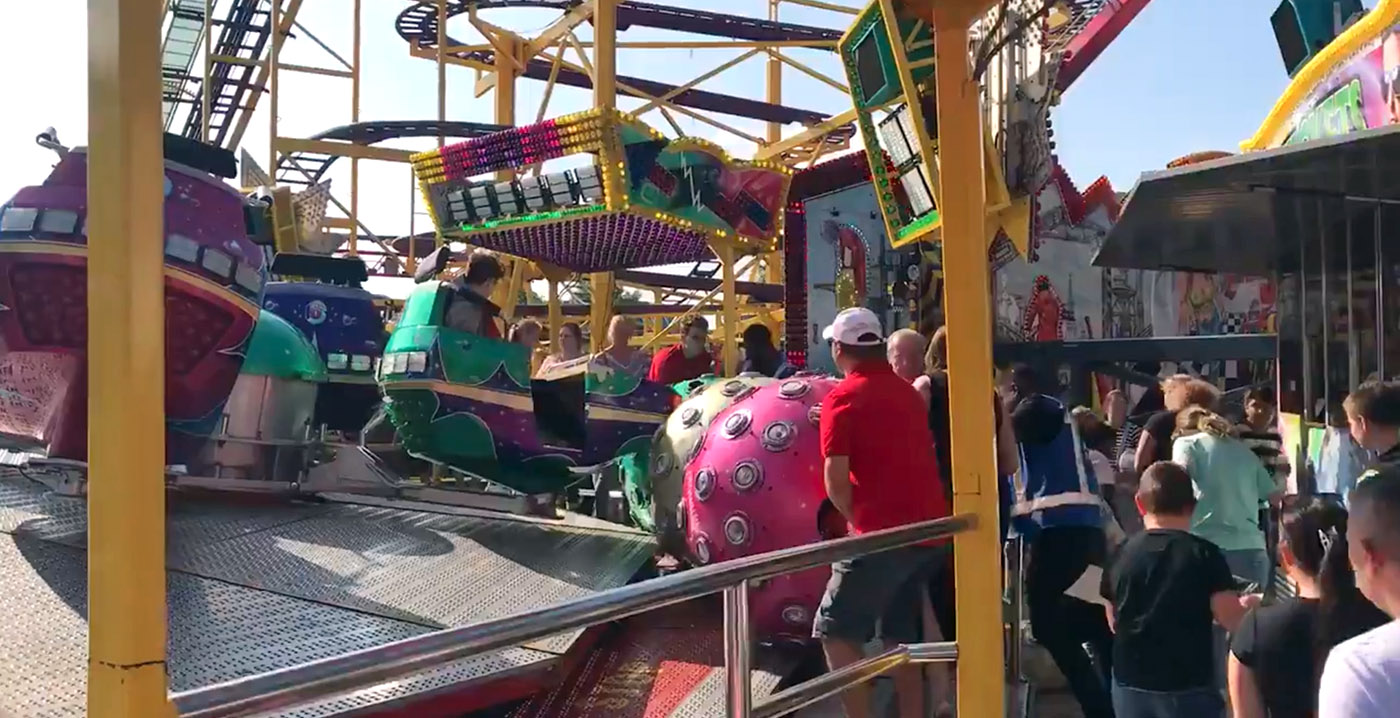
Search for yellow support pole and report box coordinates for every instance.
[348,0,362,257]
[766,0,782,145]
[719,244,739,375]
[268,0,281,175]
[589,273,616,353]
[590,0,618,354]
[87,0,173,716]
[929,2,1004,717]
[434,0,448,251]
[547,279,563,345]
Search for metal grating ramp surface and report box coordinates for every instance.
[0,476,655,717]
[510,598,804,718]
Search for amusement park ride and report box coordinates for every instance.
[0,0,1164,716]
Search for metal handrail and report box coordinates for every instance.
[171,512,976,718]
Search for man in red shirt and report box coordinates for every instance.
[814,308,950,718]
[647,315,718,384]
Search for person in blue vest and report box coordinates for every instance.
[1007,364,1116,718]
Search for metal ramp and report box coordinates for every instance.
[508,597,804,718]
[160,0,211,128]
[179,0,278,147]
[0,475,654,718]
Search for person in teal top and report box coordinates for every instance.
[1171,405,1281,589]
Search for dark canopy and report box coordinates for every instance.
[1093,123,1400,276]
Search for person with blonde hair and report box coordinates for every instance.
[1135,374,1218,473]
[1173,401,1278,574]
[1174,400,1279,695]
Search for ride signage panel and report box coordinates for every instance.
[838,0,939,248]
[1279,21,1400,146]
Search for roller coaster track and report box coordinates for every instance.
[395,0,845,126]
[274,120,508,185]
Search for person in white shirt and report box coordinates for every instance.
[1318,472,1400,717]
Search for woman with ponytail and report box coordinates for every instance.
[1173,403,1280,589]
[1227,496,1389,717]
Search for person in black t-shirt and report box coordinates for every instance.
[1102,461,1261,717]
[1227,495,1389,718]
[1133,375,1219,474]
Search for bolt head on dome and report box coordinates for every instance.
[681,406,703,427]
[778,380,810,399]
[760,420,797,452]
[723,513,751,546]
[731,459,763,491]
[694,535,713,564]
[721,409,752,439]
[781,605,810,625]
[721,380,747,397]
[694,467,717,500]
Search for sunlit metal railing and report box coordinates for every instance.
[170,513,977,718]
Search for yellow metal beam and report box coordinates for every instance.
[525,0,597,57]
[631,49,763,116]
[927,3,1003,718]
[273,138,414,163]
[280,62,353,79]
[349,0,362,257]
[86,0,173,716]
[588,0,619,354]
[720,244,740,375]
[767,0,783,145]
[753,107,858,160]
[764,48,848,93]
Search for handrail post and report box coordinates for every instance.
[723,581,752,718]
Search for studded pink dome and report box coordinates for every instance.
[649,374,777,555]
[680,373,839,642]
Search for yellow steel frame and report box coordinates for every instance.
[87,0,175,715]
[84,1,1016,711]
[925,3,1004,716]
[205,0,860,317]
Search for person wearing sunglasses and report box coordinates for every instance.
[1317,473,1400,717]
[1228,495,1387,718]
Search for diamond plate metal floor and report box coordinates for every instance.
[0,475,655,718]
[509,597,804,718]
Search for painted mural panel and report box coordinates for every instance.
[802,184,892,374]
[994,160,1279,347]
[995,237,1101,342]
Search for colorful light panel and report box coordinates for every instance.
[460,213,715,274]
[409,109,795,272]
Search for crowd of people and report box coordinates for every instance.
[444,249,795,386]
[807,307,1400,718]
[446,249,1400,716]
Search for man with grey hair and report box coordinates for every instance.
[887,328,927,386]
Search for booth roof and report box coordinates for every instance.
[1094,123,1400,277]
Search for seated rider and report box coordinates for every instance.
[445,249,505,338]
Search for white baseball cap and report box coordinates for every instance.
[821,308,885,346]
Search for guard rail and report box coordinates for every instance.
[171,512,977,718]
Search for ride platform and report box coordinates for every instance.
[0,473,654,717]
[508,597,804,718]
